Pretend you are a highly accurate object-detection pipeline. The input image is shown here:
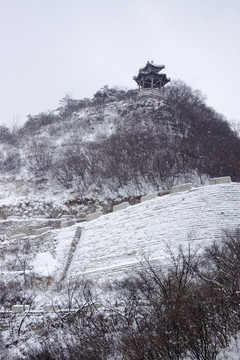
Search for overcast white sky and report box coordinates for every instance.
[0,0,239,128]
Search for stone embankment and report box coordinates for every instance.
[1,177,237,286]
[68,180,240,281]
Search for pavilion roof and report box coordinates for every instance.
[138,61,165,74]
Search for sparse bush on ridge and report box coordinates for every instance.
[0,149,21,172]
[0,125,16,144]
[20,112,60,136]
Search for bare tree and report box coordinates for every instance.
[27,139,53,177]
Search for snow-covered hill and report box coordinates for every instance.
[1,83,240,358]
[0,82,239,211]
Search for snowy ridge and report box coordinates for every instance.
[68,183,240,281]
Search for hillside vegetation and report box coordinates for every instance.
[0,80,239,206]
[1,229,240,360]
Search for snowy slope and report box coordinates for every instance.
[68,183,240,281]
[3,182,239,284]
[30,225,80,278]
[1,182,240,360]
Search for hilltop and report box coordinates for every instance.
[0,81,239,219]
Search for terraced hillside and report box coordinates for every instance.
[2,182,239,287]
[68,182,240,281]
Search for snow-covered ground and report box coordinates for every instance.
[68,182,240,281]
[3,182,239,288]
[1,181,240,359]
[30,225,79,278]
